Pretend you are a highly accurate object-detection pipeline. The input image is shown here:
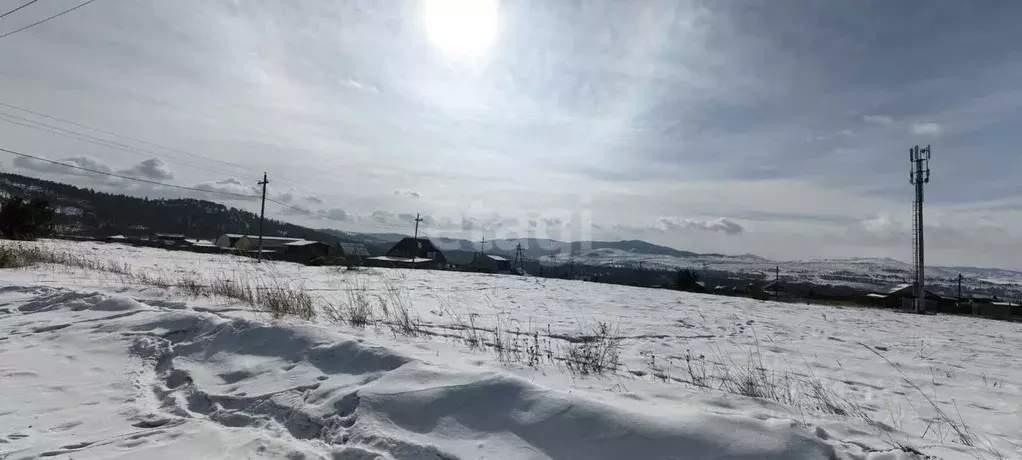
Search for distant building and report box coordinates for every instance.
[867,282,944,309]
[470,254,512,273]
[761,280,786,296]
[182,238,220,254]
[339,242,371,263]
[152,233,187,246]
[282,240,337,264]
[367,237,448,269]
[214,234,306,251]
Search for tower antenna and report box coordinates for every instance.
[909,145,931,313]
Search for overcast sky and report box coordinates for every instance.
[1,0,1021,268]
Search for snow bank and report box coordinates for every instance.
[1,285,901,459]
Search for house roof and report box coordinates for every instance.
[340,243,370,256]
[283,240,322,247]
[221,234,307,245]
[184,239,217,247]
[485,254,509,261]
[367,255,434,263]
[154,233,186,238]
[885,283,914,294]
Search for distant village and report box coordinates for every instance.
[79,231,1022,322]
[96,232,517,274]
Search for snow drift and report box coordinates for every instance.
[3,285,896,459]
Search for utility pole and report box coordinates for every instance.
[411,213,423,266]
[774,265,780,300]
[909,145,931,313]
[958,273,963,307]
[512,242,523,274]
[257,172,268,263]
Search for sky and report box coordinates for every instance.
[1,0,1021,268]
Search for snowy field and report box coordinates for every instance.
[1,239,1020,459]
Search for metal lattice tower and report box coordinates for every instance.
[909,145,931,313]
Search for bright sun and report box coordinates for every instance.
[421,0,499,58]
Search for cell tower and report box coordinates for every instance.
[909,145,931,313]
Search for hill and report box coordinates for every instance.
[0,172,358,246]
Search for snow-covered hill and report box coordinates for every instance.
[1,239,1019,459]
[540,247,1022,295]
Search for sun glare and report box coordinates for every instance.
[421,0,499,58]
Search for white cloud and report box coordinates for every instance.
[117,158,174,180]
[863,114,895,126]
[659,217,745,235]
[325,208,351,221]
[193,178,258,198]
[393,189,421,199]
[911,122,942,136]
[13,155,113,180]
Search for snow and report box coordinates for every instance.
[1,239,1019,459]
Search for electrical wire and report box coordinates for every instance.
[1,0,43,19]
[0,110,248,178]
[0,146,358,225]
[0,0,98,40]
[0,146,260,199]
[0,100,326,194]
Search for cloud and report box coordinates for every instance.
[343,77,381,93]
[117,158,174,180]
[659,217,745,235]
[911,122,942,136]
[393,189,421,199]
[325,208,351,221]
[305,196,324,204]
[13,155,113,180]
[863,114,895,126]
[193,178,258,198]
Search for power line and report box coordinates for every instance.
[0,146,260,200]
[265,197,352,224]
[0,0,98,40]
[1,0,43,19]
[0,110,246,178]
[0,100,322,193]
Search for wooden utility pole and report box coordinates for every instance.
[774,265,780,300]
[257,172,268,263]
[512,242,523,273]
[411,213,423,266]
[958,273,963,307]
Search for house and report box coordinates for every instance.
[182,238,221,254]
[339,243,371,263]
[761,280,786,296]
[214,234,306,252]
[282,240,337,264]
[152,233,187,246]
[104,235,127,243]
[470,253,512,273]
[867,282,945,309]
[366,237,448,269]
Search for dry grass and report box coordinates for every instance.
[1,243,316,320]
[563,322,621,375]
